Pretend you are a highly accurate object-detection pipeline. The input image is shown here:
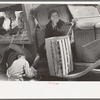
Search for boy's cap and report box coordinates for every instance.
[16,53,25,58]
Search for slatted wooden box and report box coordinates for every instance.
[45,36,73,77]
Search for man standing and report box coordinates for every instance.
[7,53,37,81]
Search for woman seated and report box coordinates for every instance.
[38,10,66,58]
[45,10,66,38]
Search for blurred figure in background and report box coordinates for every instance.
[0,16,7,36]
[17,12,27,36]
[3,10,17,30]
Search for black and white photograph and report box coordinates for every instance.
[0,1,100,99]
[0,3,100,81]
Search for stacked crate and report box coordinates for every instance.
[45,36,73,77]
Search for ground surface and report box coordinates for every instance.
[0,59,100,81]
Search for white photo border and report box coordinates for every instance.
[0,1,100,99]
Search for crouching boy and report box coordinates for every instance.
[7,53,37,81]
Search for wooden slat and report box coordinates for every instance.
[74,62,100,75]
[74,62,94,67]
[45,38,56,76]
[68,59,100,79]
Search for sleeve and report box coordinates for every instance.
[45,21,52,38]
[7,60,16,77]
[24,61,35,78]
[45,24,49,38]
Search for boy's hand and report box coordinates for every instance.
[31,67,37,76]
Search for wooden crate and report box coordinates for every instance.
[45,36,73,77]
